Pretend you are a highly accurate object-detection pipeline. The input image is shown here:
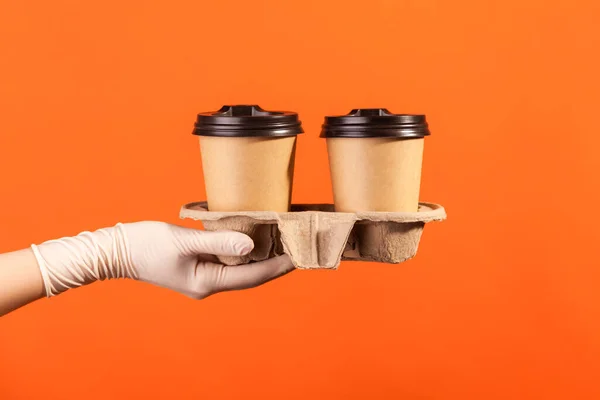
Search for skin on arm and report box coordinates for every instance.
[0,249,45,316]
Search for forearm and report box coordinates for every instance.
[0,225,132,317]
[0,248,45,316]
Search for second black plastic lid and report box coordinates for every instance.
[320,108,431,139]
[193,105,304,137]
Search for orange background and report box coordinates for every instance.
[1,0,600,399]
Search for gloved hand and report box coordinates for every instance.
[31,222,294,298]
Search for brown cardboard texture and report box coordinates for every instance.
[199,136,297,212]
[327,137,424,212]
[180,202,446,269]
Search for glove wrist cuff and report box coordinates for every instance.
[31,223,137,297]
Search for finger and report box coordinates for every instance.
[212,254,295,293]
[173,227,254,257]
[197,253,220,263]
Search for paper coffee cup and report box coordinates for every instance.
[321,109,431,212]
[193,105,303,212]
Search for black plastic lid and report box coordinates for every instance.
[320,108,430,138]
[193,105,303,137]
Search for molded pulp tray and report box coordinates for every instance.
[180,202,446,269]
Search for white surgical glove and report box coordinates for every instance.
[31,222,294,299]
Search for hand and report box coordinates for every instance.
[31,222,294,299]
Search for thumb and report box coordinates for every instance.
[172,226,254,257]
[209,254,295,293]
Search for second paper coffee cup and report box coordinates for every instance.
[193,105,303,212]
[321,109,431,212]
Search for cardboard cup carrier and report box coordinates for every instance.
[186,106,445,269]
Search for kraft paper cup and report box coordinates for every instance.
[321,109,430,212]
[193,105,303,212]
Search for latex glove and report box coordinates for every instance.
[31,222,294,298]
